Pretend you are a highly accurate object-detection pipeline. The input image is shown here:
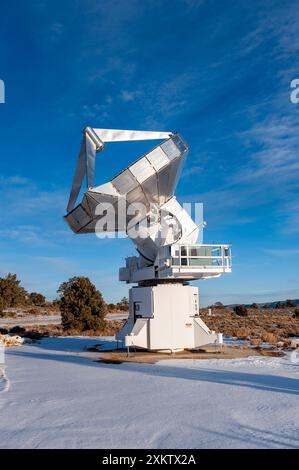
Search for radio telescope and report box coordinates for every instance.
[65,127,232,351]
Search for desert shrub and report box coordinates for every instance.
[27,307,40,315]
[9,326,26,335]
[286,299,296,308]
[233,328,250,339]
[251,303,259,309]
[116,297,129,311]
[293,308,299,319]
[107,303,116,311]
[250,338,263,346]
[0,273,28,308]
[0,297,4,317]
[51,298,60,308]
[233,304,248,317]
[58,276,107,331]
[213,302,224,309]
[0,311,16,318]
[29,292,46,306]
[262,332,277,344]
[263,303,270,309]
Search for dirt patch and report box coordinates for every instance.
[96,345,274,364]
[257,349,284,357]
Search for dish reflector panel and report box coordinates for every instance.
[65,133,188,235]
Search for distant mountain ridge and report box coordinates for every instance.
[226,299,299,308]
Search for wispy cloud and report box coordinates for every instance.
[36,256,78,273]
[0,226,57,247]
[235,115,299,185]
[133,73,196,128]
[0,175,68,246]
[182,165,204,178]
[120,90,138,102]
[0,175,65,215]
[240,1,299,61]
[0,175,31,186]
[49,22,64,42]
[278,200,299,235]
[264,248,299,257]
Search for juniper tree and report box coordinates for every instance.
[58,276,107,331]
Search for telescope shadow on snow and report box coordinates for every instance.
[6,337,299,397]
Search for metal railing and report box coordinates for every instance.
[158,244,232,271]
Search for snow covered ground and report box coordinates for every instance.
[0,336,298,449]
[0,312,127,328]
[0,315,61,327]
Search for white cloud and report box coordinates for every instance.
[182,165,203,178]
[235,115,299,185]
[264,248,299,257]
[0,226,56,247]
[0,175,68,246]
[120,90,137,102]
[36,256,78,273]
[50,22,64,41]
[129,73,195,128]
[0,175,65,214]
[240,2,299,61]
[0,175,31,186]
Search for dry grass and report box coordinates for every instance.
[4,306,299,348]
[261,332,278,344]
[15,320,123,339]
[201,307,299,343]
[2,305,60,318]
[250,338,263,346]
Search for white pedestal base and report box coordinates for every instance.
[116,284,217,351]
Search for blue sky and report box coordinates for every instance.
[0,0,298,305]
